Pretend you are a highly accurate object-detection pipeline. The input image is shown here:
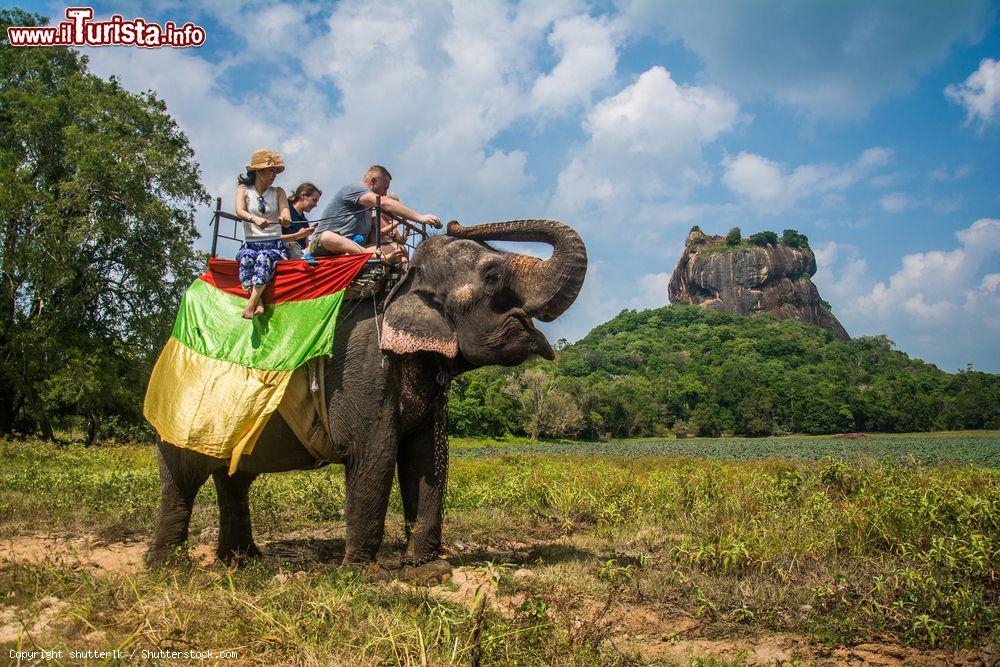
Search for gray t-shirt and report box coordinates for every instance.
[316,182,372,239]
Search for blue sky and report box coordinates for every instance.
[17,0,1000,371]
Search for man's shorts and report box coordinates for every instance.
[308,231,336,257]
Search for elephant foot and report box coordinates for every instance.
[340,559,396,582]
[216,542,262,566]
[399,558,452,586]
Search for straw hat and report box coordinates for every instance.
[246,149,285,173]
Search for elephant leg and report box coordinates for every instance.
[397,425,448,567]
[397,445,419,549]
[342,438,397,564]
[146,441,212,566]
[213,470,261,564]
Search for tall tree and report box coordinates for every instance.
[0,9,208,439]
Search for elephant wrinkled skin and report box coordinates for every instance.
[147,219,587,579]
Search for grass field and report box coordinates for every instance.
[1,433,998,664]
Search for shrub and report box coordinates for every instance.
[691,404,723,437]
[749,231,778,246]
[726,227,741,246]
[781,229,809,249]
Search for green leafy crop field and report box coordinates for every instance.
[453,432,1000,466]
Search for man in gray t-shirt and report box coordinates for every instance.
[315,182,373,239]
[310,165,440,263]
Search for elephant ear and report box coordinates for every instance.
[381,280,458,358]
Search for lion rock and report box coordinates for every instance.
[667,228,850,340]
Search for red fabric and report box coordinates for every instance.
[200,254,373,303]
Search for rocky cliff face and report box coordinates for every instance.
[668,230,849,340]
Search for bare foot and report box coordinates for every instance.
[241,304,256,319]
[254,304,264,317]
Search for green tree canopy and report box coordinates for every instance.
[0,9,207,440]
[748,231,778,246]
[450,305,1000,439]
[781,228,809,249]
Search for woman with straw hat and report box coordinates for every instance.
[234,149,292,319]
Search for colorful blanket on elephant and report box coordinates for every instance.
[143,255,371,474]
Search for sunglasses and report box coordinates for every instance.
[257,195,266,215]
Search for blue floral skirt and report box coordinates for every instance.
[237,239,288,291]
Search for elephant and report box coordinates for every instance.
[146,219,587,582]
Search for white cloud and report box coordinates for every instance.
[295,0,600,219]
[945,58,1000,131]
[623,0,994,120]
[879,192,913,214]
[929,164,973,182]
[82,47,279,205]
[537,258,626,343]
[721,147,892,213]
[554,65,741,215]
[813,241,870,309]
[978,273,1000,293]
[815,219,1000,371]
[629,272,672,310]
[530,14,620,116]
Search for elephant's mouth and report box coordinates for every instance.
[515,313,555,361]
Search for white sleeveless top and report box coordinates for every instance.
[242,185,282,241]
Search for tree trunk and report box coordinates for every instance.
[86,413,100,446]
[0,393,14,434]
[27,390,55,441]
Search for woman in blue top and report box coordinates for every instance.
[234,149,291,319]
[282,182,321,259]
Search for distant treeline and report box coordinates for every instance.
[448,305,1000,439]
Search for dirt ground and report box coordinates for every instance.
[2,530,996,666]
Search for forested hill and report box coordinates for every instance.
[448,305,1000,439]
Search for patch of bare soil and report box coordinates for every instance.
[0,596,72,645]
[615,628,1000,667]
[0,528,349,574]
[626,632,997,666]
[395,564,535,618]
[0,532,214,573]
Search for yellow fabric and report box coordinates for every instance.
[276,361,337,463]
[143,337,292,474]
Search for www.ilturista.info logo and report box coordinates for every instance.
[7,7,206,48]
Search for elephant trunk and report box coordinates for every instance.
[446,219,588,322]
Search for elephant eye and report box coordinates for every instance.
[484,273,499,285]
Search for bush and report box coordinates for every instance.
[781,229,809,249]
[691,404,723,437]
[749,231,778,246]
[726,227,741,246]
[689,225,702,233]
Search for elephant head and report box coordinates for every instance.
[381,219,587,368]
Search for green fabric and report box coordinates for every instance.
[171,278,346,371]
